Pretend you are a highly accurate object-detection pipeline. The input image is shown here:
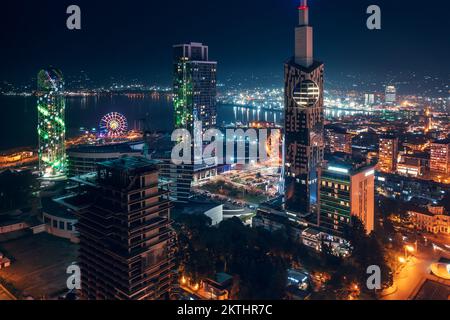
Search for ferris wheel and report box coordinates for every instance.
[99,112,128,137]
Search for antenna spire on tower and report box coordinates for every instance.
[294,0,313,67]
[298,0,309,26]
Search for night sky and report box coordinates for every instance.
[1,0,449,85]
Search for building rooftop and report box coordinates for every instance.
[324,124,347,134]
[323,153,373,175]
[0,233,78,299]
[98,156,160,172]
[414,280,450,300]
[379,133,398,140]
[432,138,450,145]
[404,152,430,160]
[175,199,222,215]
[41,197,76,220]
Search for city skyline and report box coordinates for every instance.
[0,0,449,305]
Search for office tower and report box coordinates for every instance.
[76,157,176,300]
[37,68,66,179]
[385,85,397,104]
[169,42,217,202]
[319,161,375,235]
[325,126,352,154]
[378,135,399,173]
[173,42,217,132]
[284,0,324,218]
[364,93,375,106]
[430,139,450,175]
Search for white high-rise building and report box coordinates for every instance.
[385,85,397,104]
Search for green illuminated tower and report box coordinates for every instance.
[37,68,66,179]
[173,42,217,132]
[167,43,217,202]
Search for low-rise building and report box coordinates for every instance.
[42,198,79,243]
[286,268,311,300]
[174,199,223,226]
[253,199,350,257]
[180,273,234,300]
[408,205,450,235]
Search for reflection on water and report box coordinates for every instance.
[0,95,284,150]
[0,95,368,151]
[324,107,372,118]
[229,105,283,125]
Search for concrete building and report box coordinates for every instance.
[319,160,375,235]
[42,198,79,243]
[325,126,352,154]
[385,85,397,104]
[180,272,234,300]
[375,172,448,203]
[378,135,399,173]
[174,199,223,226]
[397,152,429,178]
[364,93,375,106]
[73,157,176,300]
[67,142,142,177]
[155,150,220,203]
[430,139,450,176]
[409,206,450,235]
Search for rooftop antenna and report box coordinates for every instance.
[295,0,313,67]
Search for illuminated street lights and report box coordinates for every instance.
[395,256,407,274]
[404,245,415,259]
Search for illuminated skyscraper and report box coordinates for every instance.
[385,85,397,104]
[37,68,66,179]
[364,93,375,106]
[168,42,217,202]
[173,42,217,132]
[378,135,399,173]
[284,0,324,218]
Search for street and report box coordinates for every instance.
[382,243,446,300]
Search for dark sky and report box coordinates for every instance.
[1,0,449,85]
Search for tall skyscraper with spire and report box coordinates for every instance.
[284,0,324,218]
